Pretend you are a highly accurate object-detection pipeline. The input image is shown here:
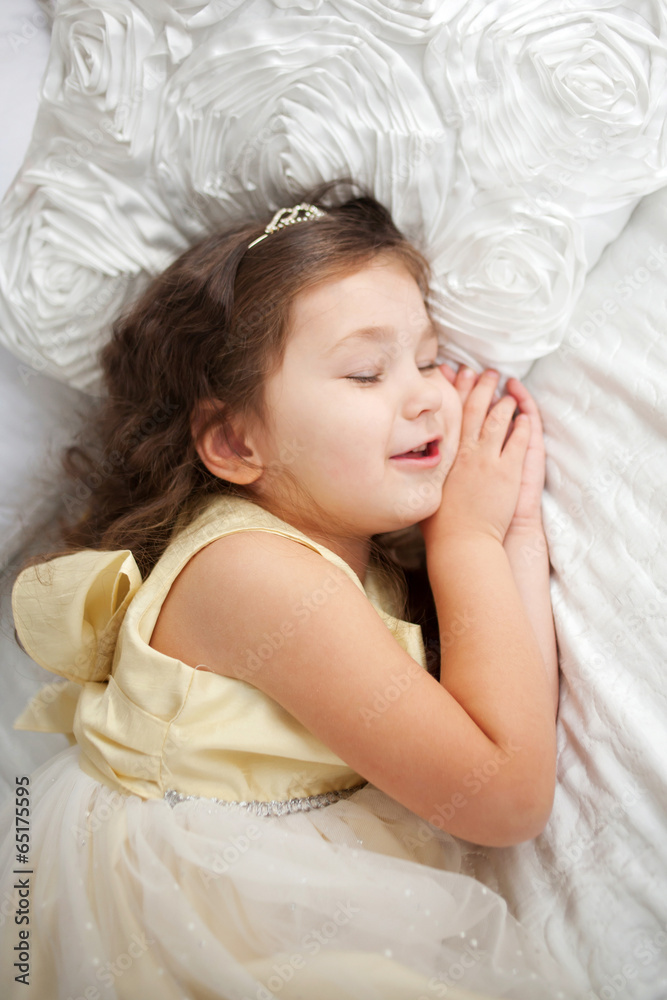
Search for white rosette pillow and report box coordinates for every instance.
[275,0,442,44]
[425,0,667,213]
[1,0,667,395]
[427,190,587,376]
[154,15,453,247]
[0,0,186,393]
[0,171,175,392]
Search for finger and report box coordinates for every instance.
[478,393,519,445]
[460,369,500,440]
[504,379,544,446]
[439,362,458,386]
[505,379,540,420]
[500,411,532,457]
[453,365,480,408]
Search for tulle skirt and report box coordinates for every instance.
[1,746,578,1000]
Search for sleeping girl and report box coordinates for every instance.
[1,180,575,1000]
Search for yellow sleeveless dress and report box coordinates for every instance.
[0,495,574,1000]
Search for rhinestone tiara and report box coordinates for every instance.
[247,202,328,249]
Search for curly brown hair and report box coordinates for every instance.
[18,179,435,623]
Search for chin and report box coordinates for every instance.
[369,506,436,540]
[393,487,443,527]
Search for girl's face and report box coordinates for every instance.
[249,256,463,539]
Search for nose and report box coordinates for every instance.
[401,364,443,420]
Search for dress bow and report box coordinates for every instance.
[12,549,142,736]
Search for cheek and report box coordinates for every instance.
[314,414,387,479]
[317,432,376,475]
[441,389,463,446]
[445,411,462,455]
[273,384,389,475]
[435,434,460,485]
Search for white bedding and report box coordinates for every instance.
[1,2,666,998]
[464,186,667,998]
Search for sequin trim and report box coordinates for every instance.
[164,783,367,816]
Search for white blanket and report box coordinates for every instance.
[463,187,667,998]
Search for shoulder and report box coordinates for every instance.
[192,529,354,603]
[192,528,365,630]
[156,529,364,678]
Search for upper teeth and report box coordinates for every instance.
[411,444,428,453]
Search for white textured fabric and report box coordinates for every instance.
[455,184,667,998]
[0,2,93,570]
[0,342,92,568]
[1,0,665,392]
[0,0,51,198]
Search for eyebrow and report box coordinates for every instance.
[326,322,438,356]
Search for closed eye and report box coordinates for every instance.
[346,373,382,384]
[346,361,442,384]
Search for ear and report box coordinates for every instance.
[191,400,264,486]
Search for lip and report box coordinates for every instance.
[390,438,442,467]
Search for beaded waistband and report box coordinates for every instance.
[164,783,367,817]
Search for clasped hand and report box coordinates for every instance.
[420,365,546,548]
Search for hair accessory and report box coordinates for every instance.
[247,203,328,249]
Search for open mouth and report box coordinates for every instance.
[390,439,440,460]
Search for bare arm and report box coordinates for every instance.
[439,366,560,718]
[502,374,559,716]
[420,366,557,834]
[428,532,556,770]
[502,526,559,716]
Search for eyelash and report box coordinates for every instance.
[347,362,441,384]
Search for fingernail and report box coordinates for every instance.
[459,366,474,378]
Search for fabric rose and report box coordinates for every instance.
[427,190,587,378]
[424,0,667,212]
[274,0,443,43]
[142,0,247,31]
[154,15,453,244]
[40,0,168,165]
[0,167,181,392]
